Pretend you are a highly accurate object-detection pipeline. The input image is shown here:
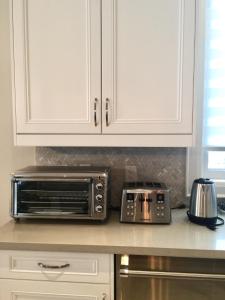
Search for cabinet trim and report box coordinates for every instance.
[15,133,193,146]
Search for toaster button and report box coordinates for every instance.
[127,200,134,203]
[127,205,134,209]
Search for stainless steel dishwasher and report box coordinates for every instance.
[116,255,225,300]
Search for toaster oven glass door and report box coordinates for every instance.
[15,179,93,217]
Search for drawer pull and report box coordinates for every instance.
[38,262,70,269]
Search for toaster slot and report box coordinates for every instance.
[139,194,145,213]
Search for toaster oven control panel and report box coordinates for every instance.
[93,177,108,219]
[120,182,171,224]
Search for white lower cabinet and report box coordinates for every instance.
[0,280,110,300]
[0,251,114,300]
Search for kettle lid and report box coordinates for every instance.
[194,178,214,184]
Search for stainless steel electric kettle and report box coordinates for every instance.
[187,178,224,230]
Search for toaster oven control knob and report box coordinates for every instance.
[96,183,103,190]
[96,194,103,201]
[95,205,103,213]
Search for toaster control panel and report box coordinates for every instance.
[120,182,171,224]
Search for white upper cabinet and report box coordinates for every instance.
[102,0,195,134]
[12,0,101,134]
[10,0,196,146]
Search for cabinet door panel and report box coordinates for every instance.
[12,0,101,134]
[0,280,111,300]
[102,0,195,134]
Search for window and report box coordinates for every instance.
[187,0,225,196]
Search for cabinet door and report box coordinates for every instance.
[102,0,195,134]
[11,0,101,134]
[0,279,111,300]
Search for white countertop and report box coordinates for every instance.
[0,209,225,259]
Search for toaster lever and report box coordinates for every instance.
[147,198,151,213]
[139,194,144,212]
[146,198,152,202]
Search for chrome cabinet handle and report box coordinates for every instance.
[38,262,70,269]
[102,293,107,300]
[94,98,98,127]
[105,98,110,127]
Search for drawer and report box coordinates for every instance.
[0,251,113,283]
[0,279,113,300]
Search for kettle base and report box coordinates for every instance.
[187,211,224,230]
[187,211,218,226]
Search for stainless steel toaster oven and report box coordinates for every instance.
[11,166,110,221]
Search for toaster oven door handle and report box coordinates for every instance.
[120,269,225,280]
[33,211,74,215]
[38,262,70,269]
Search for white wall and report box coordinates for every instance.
[0,0,35,225]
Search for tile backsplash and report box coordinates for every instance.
[36,147,187,208]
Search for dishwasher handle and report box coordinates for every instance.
[120,268,225,280]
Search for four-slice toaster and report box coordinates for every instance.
[120,182,171,224]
